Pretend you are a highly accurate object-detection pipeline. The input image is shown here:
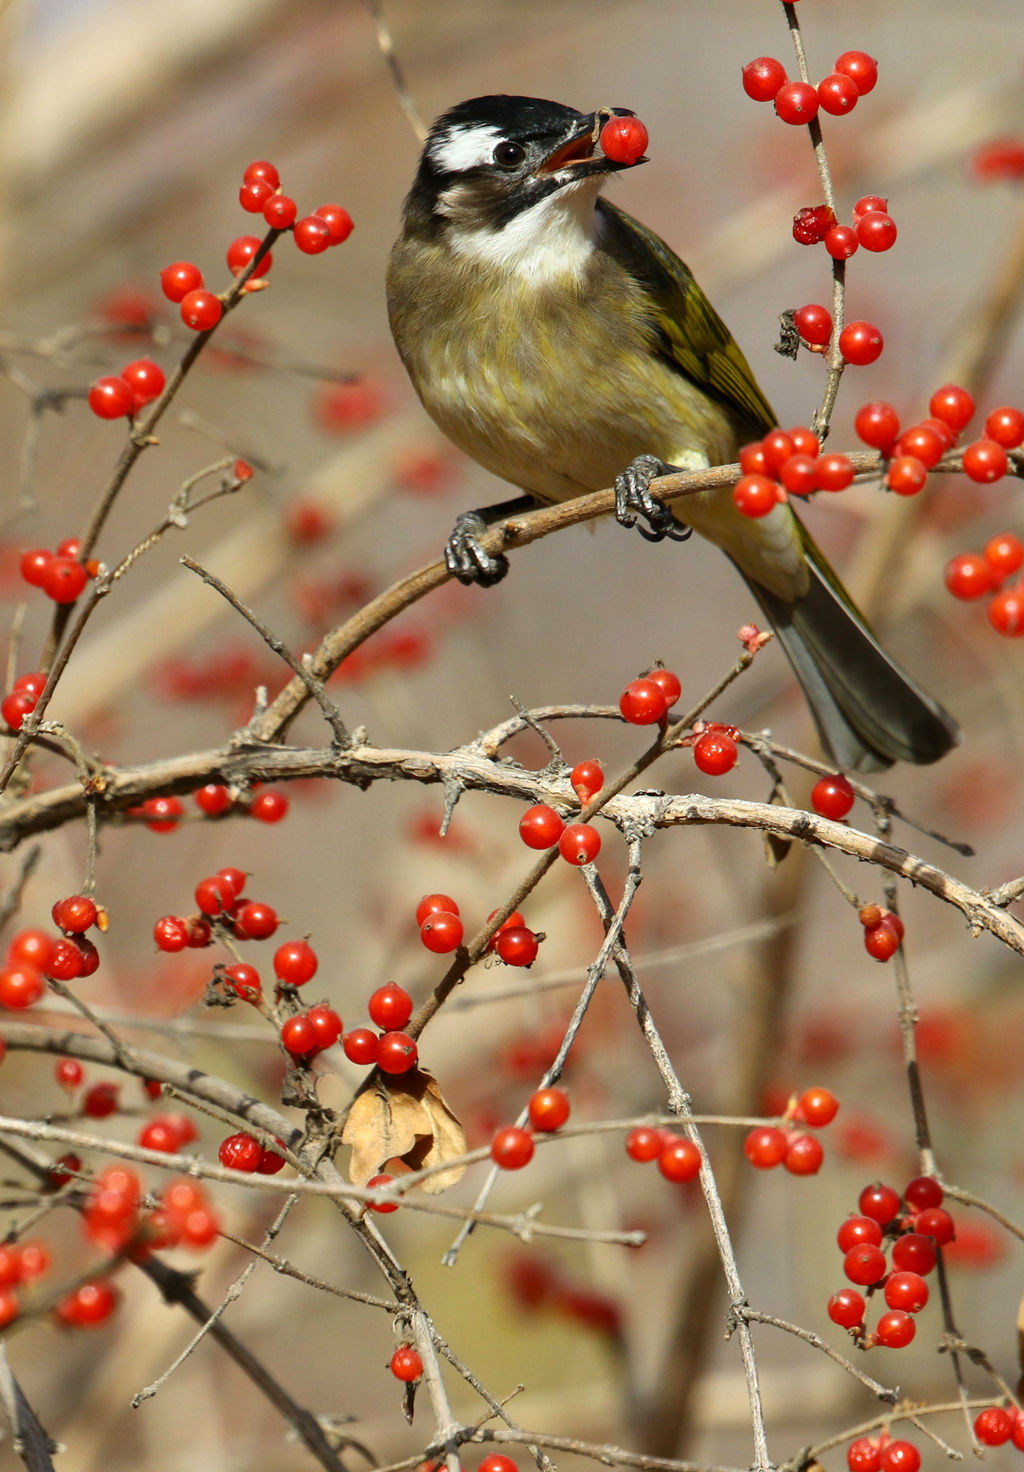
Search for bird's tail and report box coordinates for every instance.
[737,534,960,773]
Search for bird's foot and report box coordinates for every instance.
[614,454,691,543]
[444,510,511,587]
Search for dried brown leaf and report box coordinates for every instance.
[342,1068,466,1194]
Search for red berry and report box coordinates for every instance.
[774,81,819,125]
[528,1087,570,1132]
[810,775,854,820]
[55,1057,84,1091]
[984,405,1024,448]
[913,1206,955,1245]
[962,438,1008,482]
[598,116,648,165]
[223,962,261,1001]
[491,1126,534,1169]
[180,289,222,332]
[257,1143,287,1175]
[783,451,821,489]
[153,916,188,952]
[307,1005,343,1051]
[83,1081,119,1118]
[895,425,945,469]
[834,51,878,95]
[56,1279,119,1327]
[1,691,36,730]
[891,1232,937,1275]
[843,1243,887,1286]
[879,1445,919,1472]
[141,795,184,832]
[377,1031,418,1074]
[480,1458,519,1472]
[219,1133,262,1171]
[369,983,413,1031]
[250,790,289,822]
[839,321,884,366]
[235,900,278,940]
[884,1270,929,1313]
[760,430,796,475]
[420,911,463,953]
[864,919,901,961]
[314,203,355,245]
[658,1136,702,1183]
[195,783,231,816]
[88,376,133,419]
[926,381,974,432]
[784,1133,824,1175]
[570,759,604,803]
[41,557,88,603]
[794,303,832,346]
[886,456,928,497]
[837,1216,884,1252]
[239,178,274,213]
[519,804,565,849]
[365,1173,400,1213]
[847,1440,880,1472]
[984,532,1024,579]
[944,551,993,600]
[739,441,768,474]
[281,1015,317,1058]
[343,1029,379,1065]
[619,678,668,725]
[903,1175,944,1212]
[494,926,539,967]
[858,1181,901,1223]
[855,212,897,252]
[226,235,272,279]
[974,1408,1014,1447]
[263,194,297,229]
[818,73,859,115]
[52,894,97,934]
[293,216,332,254]
[744,1125,787,1168]
[160,261,203,302]
[855,401,900,450]
[45,938,84,981]
[273,939,318,986]
[989,585,1024,636]
[243,160,280,188]
[647,668,682,706]
[742,56,788,103]
[796,1085,839,1126]
[217,867,247,899]
[693,730,738,776]
[558,822,601,866]
[733,474,779,519]
[828,1287,865,1329]
[854,195,889,219]
[626,1126,663,1162]
[792,204,836,245]
[825,224,859,260]
[120,358,165,407]
[194,874,235,916]
[874,1309,915,1348]
[815,452,855,491]
[389,1346,422,1382]
[415,893,459,926]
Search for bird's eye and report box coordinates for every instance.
[492,141,526,169]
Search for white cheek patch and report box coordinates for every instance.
[429,123,502,174]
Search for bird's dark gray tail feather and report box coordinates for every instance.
[739,554,960,773]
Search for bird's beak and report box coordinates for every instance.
[539,108,645,177]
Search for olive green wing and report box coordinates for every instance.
[596,197,776,439]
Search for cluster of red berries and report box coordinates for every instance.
[0,1238,51,1328]
[87,356,165,421]
[340,981,418,1075]
[625,1124,702,1183]
[827,1175,955,1349]
[743,1085,839,1175]
[733,425,855,520]
[416,891,542,967]
[619,668,681,725]
[742,50,878,124]
[792,195,897,265]
[18,539,97,605]
[157,161,353,336]
[1,669,46,732]
[0,901,105,1011]
[490,1087,571,1171]
[946,525,1024,638]
[598,115,649,167]
[858,905,904,963]
[857,384,1017,499]
[85,1164,220,1258]
[845,1433,922,1472]
[503,1249,622,1337]
[218,1131,288,1174]
[153,866,278,963]
[971,1405,1024,1450]
[519,804,601,868]
[519,750,614,872]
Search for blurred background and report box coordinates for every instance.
[1,1,1024,1469]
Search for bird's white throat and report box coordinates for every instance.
[445,179,603,286]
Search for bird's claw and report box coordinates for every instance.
[444,511,510,587]
[614,454,691,543]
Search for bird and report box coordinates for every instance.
[386,94,959,771]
